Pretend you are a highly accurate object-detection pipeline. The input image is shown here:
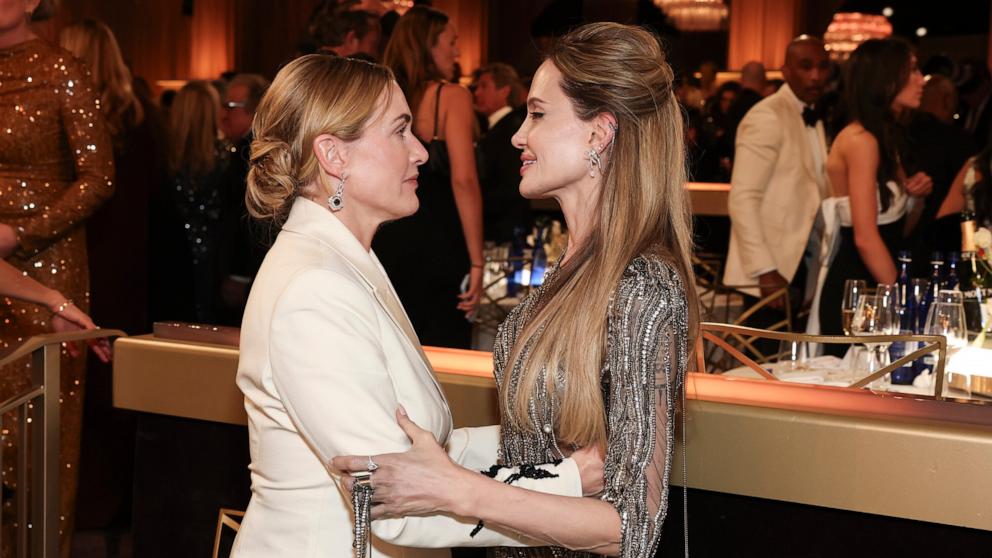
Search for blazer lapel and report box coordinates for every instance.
[280,198,433,373]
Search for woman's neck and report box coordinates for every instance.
[554,178,599,266]
[0,21,36,50]
[302,190,377,252]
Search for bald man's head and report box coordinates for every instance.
[782,35,829,105]
[920,74,958,123]
[740,61,767,92]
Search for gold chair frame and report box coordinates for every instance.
[211,508,246,558]
[694,322,949,398]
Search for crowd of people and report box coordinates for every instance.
[706,36,990,339]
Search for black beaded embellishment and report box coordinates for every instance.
[470,460,563,537]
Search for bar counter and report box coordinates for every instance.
[114,333,992,534]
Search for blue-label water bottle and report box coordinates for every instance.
[891,251,916,384]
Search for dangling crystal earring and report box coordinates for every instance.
[587,148,601,178]
[328,176,345,211]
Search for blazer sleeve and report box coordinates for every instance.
[728,103,782,278]
[268,269,580,549]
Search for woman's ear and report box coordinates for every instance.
[589,112,618,153]
[313,134,349,185]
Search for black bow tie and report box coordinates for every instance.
[802,106,821,127]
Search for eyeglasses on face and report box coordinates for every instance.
[223,101,247,110]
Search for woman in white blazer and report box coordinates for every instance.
[230,55,596,558]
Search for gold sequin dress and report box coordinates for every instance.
[0,38,114,554]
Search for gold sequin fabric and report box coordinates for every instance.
[493,255,688,557]
[0,38,114,555]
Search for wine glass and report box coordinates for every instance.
[842,280,867,335]
[777,339,808,373]
[925,301,968,357]
[850,293,898,388]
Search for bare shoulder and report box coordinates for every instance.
[837,123,879,151]
[439,83,473,112]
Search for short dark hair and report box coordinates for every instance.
[480,62,523,106]
[309,5,379,48]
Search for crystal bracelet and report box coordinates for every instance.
[352,476,373,557]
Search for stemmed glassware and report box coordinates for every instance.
[841,280,867,335]
[924,294,968,358]
[850,288,899,388]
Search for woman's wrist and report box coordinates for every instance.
[42,289,67,313]
[448,465,482,518]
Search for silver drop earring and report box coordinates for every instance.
[587,148,601,178]
[328,176,345,211]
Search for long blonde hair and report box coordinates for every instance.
[382,6,448,107]
[168,81,219,177]
[60,18,144,138]
[503,23,698,449]
[246,54,394,225]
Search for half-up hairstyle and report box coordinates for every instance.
[246,54,394,225]
[502,22,698,448]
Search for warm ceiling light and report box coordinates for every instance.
[882,6,894,17]
[653,0,729,32]
[824,12,894,61]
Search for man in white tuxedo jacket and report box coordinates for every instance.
[724,36,832,309]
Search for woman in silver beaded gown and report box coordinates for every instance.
[334,22,697,557]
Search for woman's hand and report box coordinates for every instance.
[905,171,933,198]
[0,224,17,258]
[456,265,483,318]
[49,299,112,363]
[331,408,471,519]
[568,444,605,497]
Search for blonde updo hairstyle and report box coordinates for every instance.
[246,54,395,225]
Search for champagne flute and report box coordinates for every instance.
[842,280,867,335]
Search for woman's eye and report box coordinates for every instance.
[529,111,544,120]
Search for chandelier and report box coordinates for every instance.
[824,12,893,61]
[654,0,729,32]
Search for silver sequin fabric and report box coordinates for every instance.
[493,254,688,558]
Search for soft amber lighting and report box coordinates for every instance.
[824,12,893,61]
[654,0,729,31]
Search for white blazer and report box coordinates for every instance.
[723,84,831,296]
[231,198,581,558]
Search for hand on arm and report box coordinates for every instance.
[333,409,619,554]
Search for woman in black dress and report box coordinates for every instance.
[374,6,484,349]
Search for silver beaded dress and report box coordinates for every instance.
[492,254,688,558]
